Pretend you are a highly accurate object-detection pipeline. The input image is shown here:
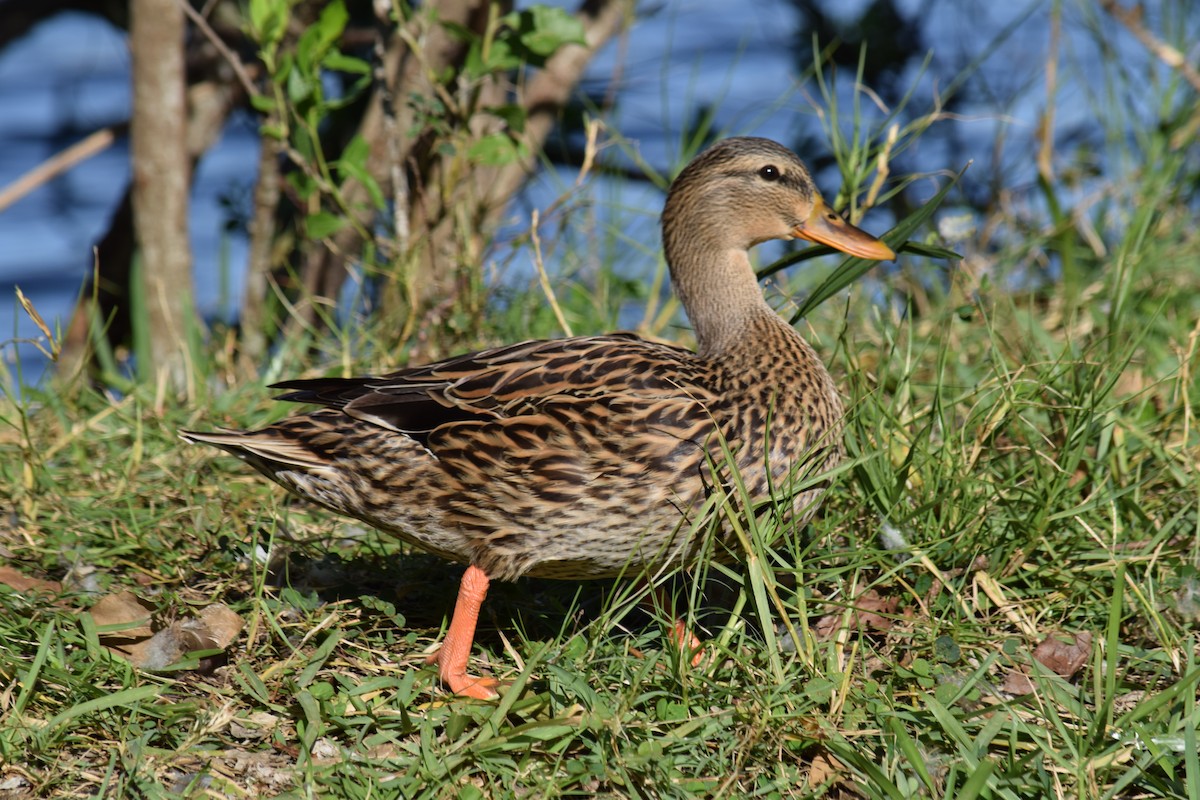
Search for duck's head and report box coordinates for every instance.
[660,137,895,354]
[662,136,895,261]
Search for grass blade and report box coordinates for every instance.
[788,163,969,321]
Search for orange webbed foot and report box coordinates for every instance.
[424,646,500,700]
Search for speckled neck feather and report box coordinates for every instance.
[661,137,817,356]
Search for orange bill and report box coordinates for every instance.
[794,198,896,261]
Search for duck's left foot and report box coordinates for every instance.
[426,649,500,700]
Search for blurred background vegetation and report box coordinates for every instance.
[0,0,1195,393]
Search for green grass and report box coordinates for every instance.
[4,28,1200,800]
[3,196,1198,795]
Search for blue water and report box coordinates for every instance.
[0,0,1187,386]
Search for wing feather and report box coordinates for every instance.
[267,334,713,446]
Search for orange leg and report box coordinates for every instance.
[424,564,499,700]
[670,619,705,668]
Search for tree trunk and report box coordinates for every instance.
[129,0,193,391]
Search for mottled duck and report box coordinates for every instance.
[183,137,895,699]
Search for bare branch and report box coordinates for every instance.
[178,0,260,100]
[1100,0,1200,94]
[0,126,122,213]
[238,134,283,370]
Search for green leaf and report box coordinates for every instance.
[505,6,586,58]
[462,6,587,78]
[249,94,280,115]
[308,681,335,701]
[956,758,997,800]
[43,684,163,732]
[467,133,527,166]
[339,135,370,171]
[466,37,521,79]
[295,0,348,72]
[655,699,689,722]
[935,634,962,664]
[802,675,837,703]
[439,20,475,44]
[310,0,349,55]
[486,104,528,134]
[287,69,315,105]
[249,0,288,47]
[306,211,347,240]
[335,136,386,209]
[323,51,372,75]
[902,240,962,260]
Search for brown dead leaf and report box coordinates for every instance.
[123,624,204,670]
[230,711,281,741]
[85,592,243,673]
[1000,667,1036,695]
[87,591,156,641]
[1001,631,1093,695]
[198,604,243,649]
[123,604,244,672]
[806,747,861,795]
[1033,631,1092,677]
[0,565,63,595]
[813,589,899,640]
[807,751,839,788]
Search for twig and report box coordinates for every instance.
[530,209,572,337]
[576,116,602,187]
[863,123,897,214]
[1100,0,1200,94]
[176,0,259,100]
[0,126,121,213]
[238,132,283,370]
[1036,3,1060,182]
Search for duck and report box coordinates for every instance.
[183,137,895,700]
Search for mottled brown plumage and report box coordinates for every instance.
[183,137,895,699]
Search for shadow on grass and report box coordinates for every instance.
[252,543,756,655]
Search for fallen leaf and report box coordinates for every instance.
[1000,667,1036,695]
[123,625,203,670]
[1001,631,1093,695]
[813,589,899,640]
[123,604,244,672]
[0,774,31,793]
[199,604,244,649]
[88,591,156,641]
[1032,631,1092,677]
[807,751,839,788]
[230,711,280,740]
[0,565,63,595]
[84,592,243,673]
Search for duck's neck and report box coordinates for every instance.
[667,239,776,358]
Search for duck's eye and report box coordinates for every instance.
[759,165,781,182]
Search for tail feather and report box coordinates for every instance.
[180,429,329,471]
